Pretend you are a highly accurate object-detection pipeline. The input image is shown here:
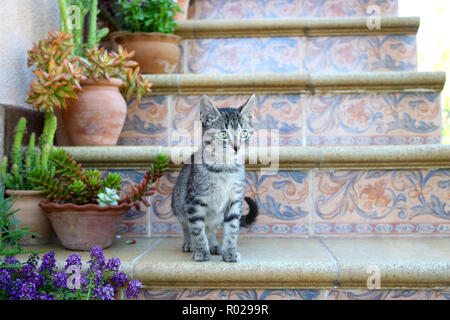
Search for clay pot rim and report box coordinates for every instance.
[5,190,44,196]
[80,78,124,87]
[110,31,182,44]
[39,200,133,213]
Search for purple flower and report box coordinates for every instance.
[38,251,56,273]
[91,269,103,285]
[89,246,105,269]
[18,282,36,300]
[93,283,115,300]
[65,253,82,271]
[111,271,127,289]
[53,272,68,289]
[126,279,142,299]
[3,256,19,265]
[105,257,121,273]
[0,269,11,290]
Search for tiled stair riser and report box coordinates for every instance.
[118,93,442,147]
[188,0,398,19]
[110,168,450,238]
[183,35,416,74]
[138,288,450,300]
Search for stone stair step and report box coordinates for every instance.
[120,72,445,147]
[174,17,419,74]
[187,0,399,20]
[176,17,418,38]
[63,145,450,238]
[21,237,450,300]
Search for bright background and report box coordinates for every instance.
[399,0,450,144]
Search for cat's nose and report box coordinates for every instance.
[233,146,239,153]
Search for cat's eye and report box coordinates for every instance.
[218,131,228,140]
[240,130,249,140]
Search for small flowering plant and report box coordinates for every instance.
[0,246,142,300]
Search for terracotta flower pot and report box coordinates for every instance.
[5,190,54,245]
[61,78,127,146]
[39,201,133,251]
[174,0,190,21]
[111,32,182,74]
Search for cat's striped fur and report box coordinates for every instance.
[171,95,258,262]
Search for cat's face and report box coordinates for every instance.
[200,95,255,165]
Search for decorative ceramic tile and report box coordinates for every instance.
[306,93,441,146]
[171,94,303,147]
[149,170,311,237]
[102,170,150,237]
[303,35,417,73]
[140,288,326,300]
[187,38,300,74]
[188,0,398,19]
[148,171,181,236]
[118,96,168,146]
[299,0,398,17]
[139,288,449,300]
[188,0,247,19]
[327,290,450,300]
[313,169,450,235]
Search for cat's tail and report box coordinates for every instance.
[240,197,259,228]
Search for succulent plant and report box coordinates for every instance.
[26,31,152,114]
[0,114,57,190]
[29,148,169,207]
[121,154,169,210]
[97,188,120,207]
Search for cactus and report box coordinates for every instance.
[0,114,57,190]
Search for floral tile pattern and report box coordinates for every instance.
[313,169,450,235]
[171,94,303,147]
[299,0,398,17]
[118,96,168,146]
[148,170,311,237]
[187,38,300,74]
[186,35,415,74]
[327,290,450,300]
[302,35,417,73]
[139,288,450,300]
[188,0,398,19]
[114,167,449,237]
[306,93,441,146]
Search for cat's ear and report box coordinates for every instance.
[239,94,256,123]
[200,95,221,125]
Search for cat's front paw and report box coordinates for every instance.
[192,250,210,262]
[223,250,240,263]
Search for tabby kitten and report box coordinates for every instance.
[171,94,258,262]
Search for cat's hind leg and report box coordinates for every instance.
[207,232,222,255]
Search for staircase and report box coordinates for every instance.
[25,0,450,300]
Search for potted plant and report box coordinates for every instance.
[26,1,152,146]
[0,185,42,255]
[29,148,168,251]
[0,115,57,245]
[104,0,183,74]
